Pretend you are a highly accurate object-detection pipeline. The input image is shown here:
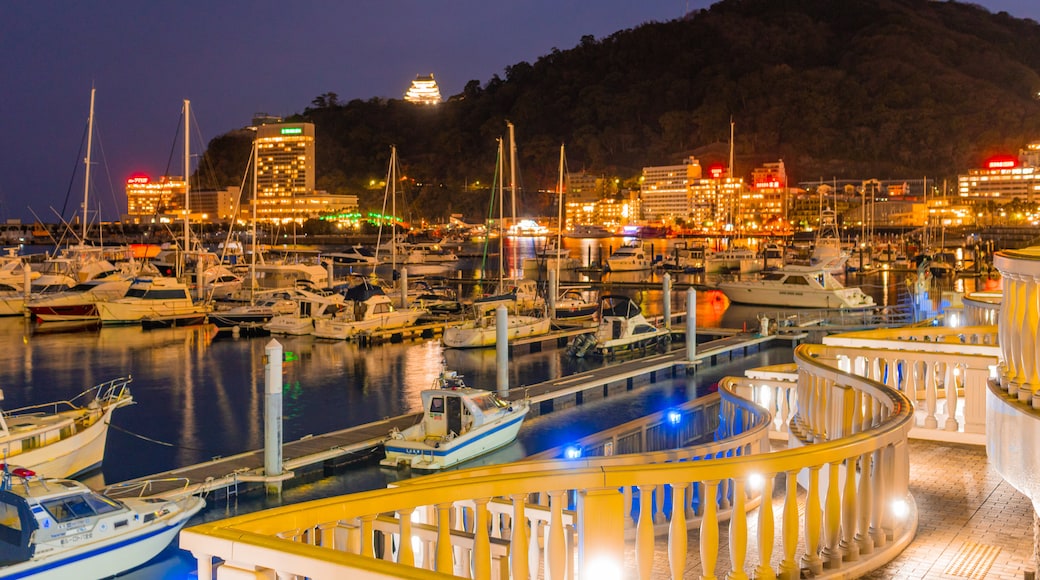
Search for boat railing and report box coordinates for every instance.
[3,376,133,416]
[103,477,192,498]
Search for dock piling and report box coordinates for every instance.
[663,273,672,329]
[496,305,509,397]
[686,288,697,366]
[265,339,284,495]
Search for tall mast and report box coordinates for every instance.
[497,138,505,287]
[507,121,517,278]
[81,87,95,242]
[391,146,398,270]
[556,144,565,283]
[250,129,258,300]
[181,99,191,279]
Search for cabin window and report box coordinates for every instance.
[83,492,122,515]
[0,503,21,531]
[429,397,444,414]
[783,277,810,286]
[633,324,656,335]
[21,437,39,451]
[42,495,96,523]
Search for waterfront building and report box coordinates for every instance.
[125,174,185,219]
[403,74,442,105]
[640,157,698,222]
[564,192,639,231]
[252,122,316,224]
[958,142,1040,204]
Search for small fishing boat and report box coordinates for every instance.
[717,265,875,309]
[0,377,133,479]
[566,295,672,358]
[0,469,204,579]
[380,370,529,471]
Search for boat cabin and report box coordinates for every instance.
[419,375,510,439]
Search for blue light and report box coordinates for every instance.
[667,410,683,425]
[564,445,582,459]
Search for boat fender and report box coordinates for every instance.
[389,427,403,440]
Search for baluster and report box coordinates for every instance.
[855,451,874,555]
[622,485,635,528]
[473,497,491,580]
[397,507,415,567]
[800,465,823,575]
[546,490,566,580]
[511,494,530,580]
[869,447,886,549]
[728,478,749,580]
[778,470,800,580]
[636,485,655,579]
[754,474,776,580]
[924,359,939,428]
[822,462,843,569]
[436,503,454,574]
[945,363,960,431]
[529,519,542,580]
[360,514,376,558]
[840,456,860,562]
[697,481,717,580]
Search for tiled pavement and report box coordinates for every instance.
[621,440,1035,579]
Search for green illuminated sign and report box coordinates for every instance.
[280,127,303,135]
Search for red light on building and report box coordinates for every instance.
[126,175,151,184]
[708,165,726,179]
[986,156,1018,170]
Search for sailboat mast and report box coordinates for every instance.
[180,99,191,280]
[497,138,505,286]
[250,132,258,300]
[556,144,565,275]
[391,146,398,270]
[81,88,95,242]
[507,121,518,278]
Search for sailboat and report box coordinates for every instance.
[550,145,596,322]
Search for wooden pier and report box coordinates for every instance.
[108,331,784,501]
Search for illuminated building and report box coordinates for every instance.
[253,122,316,224]
[404,74,442,105]
[957,142,1040,203]
[124,174,240,224]
[746,161,788,231]
[640,157,699,221]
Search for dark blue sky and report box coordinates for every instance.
[1,0,1037,223]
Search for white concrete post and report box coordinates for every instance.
[496,305,509,398]
[686,288,697,363]
[663,272,672,329]
[547,268,557,317]
[264,339,284,494]
[196,259,205,302]
[22,264,31,316]
[400,267,409,308]
[326,260,335,288]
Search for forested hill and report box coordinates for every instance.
[199,0,1040,221]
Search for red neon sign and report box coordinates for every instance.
[126,175,151,185]
[708,165,726,179]
[986,156,1018,170]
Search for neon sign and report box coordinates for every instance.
[986,156,1018,169]
[126,176,150,184]
[280,127,303,135]
[755,180,781,188]
[708,165,726,179]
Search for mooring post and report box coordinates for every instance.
[547,267,557,317]
[496,305,509,398]
[21,264,31,317]
[686,287,697,364]
[264,339,284,495]
[326,260,335,287]
[400,267,409,308]
[663,272,672,329]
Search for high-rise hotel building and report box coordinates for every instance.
[254,122,316,223]
[958,142,1040,203]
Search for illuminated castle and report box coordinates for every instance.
[404,74,441,105]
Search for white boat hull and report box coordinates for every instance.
[0,497,203,580]
[4,406,114,479]
[382,407,528,470]
[96,301,207,325]
[313,309,425,340]
[442,316,550,348]
[718,282,873,309]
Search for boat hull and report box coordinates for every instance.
[313,310,425,340]
[96,301,208,325]
[442,316,550,348]
[30,303,98,322]
[718,283,873,309]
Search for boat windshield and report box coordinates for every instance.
[41,492,122,523]
[471,393,509,412]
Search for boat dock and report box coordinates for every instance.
[107,331,784,501]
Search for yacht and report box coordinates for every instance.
[381,369,529,471]
[324,245,379,266]
[0,377,133,479]
[717,265,875,309]
[0,470,203,579]
[442,304,550,349]
[313,282,427,340]
[28,274,133,322]
[604,243,652,272]
[704,247,763,274]
[263,285,345,335]
[566,295,672,358]
[563,224,613,239]
[659,241,706,273]
[95,277,209,325]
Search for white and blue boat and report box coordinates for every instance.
[380,370,529,471]
[0,468,204,579]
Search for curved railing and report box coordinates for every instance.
[181,343,916,580]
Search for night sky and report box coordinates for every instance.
[1,0,1038,223]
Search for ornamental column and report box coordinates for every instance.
[994,248,1040,408]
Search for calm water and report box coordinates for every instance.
[1,237,980,578]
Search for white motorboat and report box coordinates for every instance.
[552,288,598,321]
[95,277,209,325]
[604,243,651,272]
[28,276,133,322]
[263,285,345,335]
[704,247,763,274]
[0,377,133,479]
[0,470,204,579]
[660,241,706,273]
[563,224,613,238]
[717,266,876,309]
[324,245,379,266]
[313,282,426,340]
[566,295,672,358]
[380,370,529,471]
[442,305,550,349]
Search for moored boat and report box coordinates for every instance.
[717,265,875,309]
[0,377,133,479]
[442,305,550,349]
[566,294,672,358]
[95,277,209,325]
[380,369,529,471]
[313,282,426,340]
[0,469,204,579]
